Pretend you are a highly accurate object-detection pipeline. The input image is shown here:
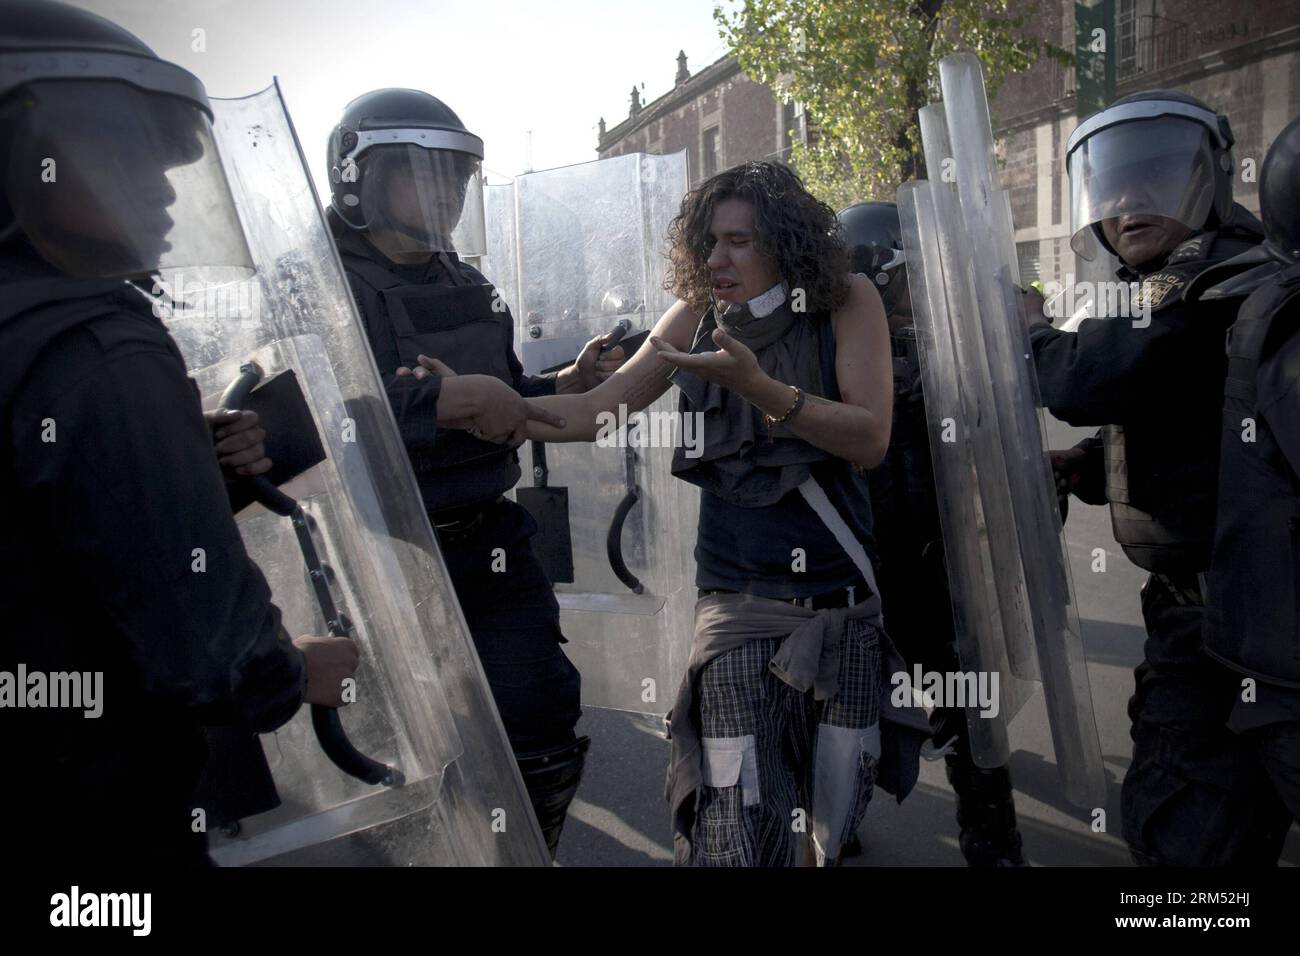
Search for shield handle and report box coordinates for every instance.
[221,363,404,788]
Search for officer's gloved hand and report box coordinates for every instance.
[205,408,272,477]
[293,634,361,708]
[556,332,626,394]
[1049,447,1088,501]
[1018,285,1050,330]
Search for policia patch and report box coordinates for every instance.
[1134,271,1188,312]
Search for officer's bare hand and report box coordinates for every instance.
[293,634,361,708]
[395,354,458,380]
[557,333,627,394]
[437,375,566,446]
[1050,447,1087,497]
[205,409,271,476]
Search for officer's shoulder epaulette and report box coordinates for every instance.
[1139,230,1263,313]
[1165,233,1212,267]
[1166,222,1261,272]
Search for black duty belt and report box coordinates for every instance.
[698,575,872,611]
[431,495,506,540]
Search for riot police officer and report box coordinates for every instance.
[325,89,619,855]
[1187,113,1300,825]
[1030,90,1293,864]
[0,0,358,865]
[840,201,1026,866]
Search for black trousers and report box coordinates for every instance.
[876,538,984,758]
[437,498,582,753]
[1243,721,1300,826]
[1121,573,1292,865]
[1228,682,1300,829]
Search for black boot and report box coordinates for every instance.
[945,754,1026,867]
[515,735,590,859]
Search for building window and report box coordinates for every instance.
[1016,240,1041,285]
[782,100,798,153]
[702,126,720,178]
[1118,0,1137,77]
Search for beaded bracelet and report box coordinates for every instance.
[765,385,805,427]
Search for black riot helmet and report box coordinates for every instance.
[1260,113,1300,264]
[327,88,486,256]
[1066,89,1235,261]
[0,0,251,278]
[837,201,908,316]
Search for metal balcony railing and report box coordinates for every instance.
[1119,15,1192,80]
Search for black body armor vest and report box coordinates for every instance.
[1103,217,1262,573]
[340,253,521,513]
[1204,263,1300,685]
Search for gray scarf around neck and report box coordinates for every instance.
[671,284,831,506]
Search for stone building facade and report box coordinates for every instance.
[995,0,1300,285]
[597,3,1300,286]
[597,50,805,185]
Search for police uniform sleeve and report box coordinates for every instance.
[1064,431,1107,506]
[13,318,305,732]
[516,369,558,398]
[1029,295,1226,425]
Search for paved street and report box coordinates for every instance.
[557,417,1300,867]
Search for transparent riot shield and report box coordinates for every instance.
[160,82,548,865]
[1049,249,1125,332]
[897,180,1036,769]
[898,54,1106,808]
[918,103,1041,687]
[482,153,694,715]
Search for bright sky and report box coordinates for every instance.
[69,0,731,196]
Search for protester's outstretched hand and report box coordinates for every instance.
[651,328,762,395]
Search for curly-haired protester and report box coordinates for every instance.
[409,161,930,865]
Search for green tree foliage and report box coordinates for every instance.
[716,0,1072,208]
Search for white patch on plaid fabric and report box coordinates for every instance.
[702,735,761,807]
[812,722,880,865]
[694,637,811,866]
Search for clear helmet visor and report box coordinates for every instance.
[356,144,485,256]
[1068,117,1218,260]
[3,80,252,279]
